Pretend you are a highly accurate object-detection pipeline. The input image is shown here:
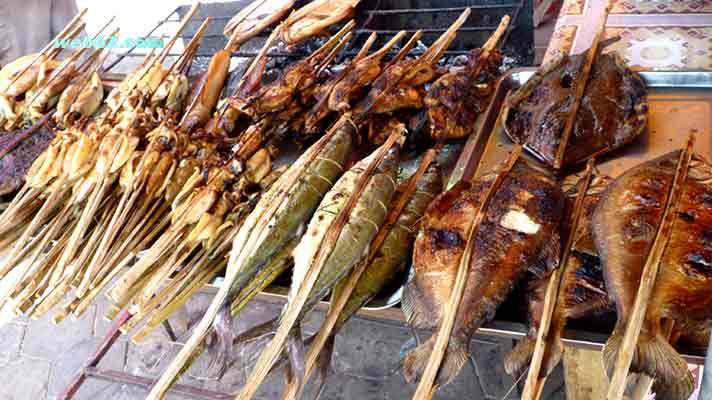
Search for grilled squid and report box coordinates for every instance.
[180,50,230,133]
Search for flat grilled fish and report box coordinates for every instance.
[505,174,612,378]
[593,151,712,400]
[402,158,564,385]
[503,52,647,169]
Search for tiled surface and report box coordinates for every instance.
[0,291,566,399]
[544,0,712,70]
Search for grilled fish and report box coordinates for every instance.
[426,48,503,140]
[505,174,612,378]
[503,52,648,169]
[593,151,712,400]
[402,158,564,385]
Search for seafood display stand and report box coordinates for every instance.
[57,2,535,399]
[32,1,712,399]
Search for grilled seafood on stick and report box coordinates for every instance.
[146,120,358,400]
[593,151,712,400]
[504,173,612,379]
[223,0,294,46]
[282,160,443,400]
[503,52,648,169]
[402,158,564,386]
[425,16,509,140]
[280,0,361,45]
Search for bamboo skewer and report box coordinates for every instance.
[413,146,522,400]
[237,130,404,400]
[552,2,611,171]
[606,135,695,400]
[3,8,87,90]
[282,146,442,400]
[146,114,357,399]
[521,159,595,400]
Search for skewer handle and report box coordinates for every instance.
[606,136,695,400]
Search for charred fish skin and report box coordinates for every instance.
[402,159,564,386]
[334,164,443,330]
[505,176,612,378]
[291,144,401,318]
[593,151,712,400]
[503,52,648,169]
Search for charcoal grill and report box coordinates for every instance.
[61,2,533,399]
[105,0,532,74]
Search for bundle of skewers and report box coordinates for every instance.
[0,1,518,399]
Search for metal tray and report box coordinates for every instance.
[445,67,712,362]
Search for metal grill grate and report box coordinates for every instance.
[105,0,532,75]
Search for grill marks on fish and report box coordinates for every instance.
[402,160,564,386]
[593,151,712,400]
[503,52,647,168]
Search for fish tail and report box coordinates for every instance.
[603,326,693,400]
[206,303,235,377]
[504,329,563,378]
[402,335,469,386]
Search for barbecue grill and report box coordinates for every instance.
[105,0,533,75]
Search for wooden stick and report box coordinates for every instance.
[413,146,522,400]
[422,8,471,65]
[606,136,695,400]
[237,131,403,400]
[155,2,201,64]
[553,2,611,170]
[5,8,87,88]
[282,145,441,400]
[146,117,355,400]
[386,31,423,68]
[521,158,595,400]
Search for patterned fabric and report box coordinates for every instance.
[543,0,712,70]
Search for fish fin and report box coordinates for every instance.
[310,335,335,400]
[207,303,235,378]
[402,282,438,330]
[402,335,469,386]
[504,335,535,377]
[603,326,693,400]
[504,332,563,378]
[286,323,306,398]
[529,231,561,278]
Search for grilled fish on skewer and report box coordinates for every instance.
[281,0,361,45]
[593,151,712,400]
[503,52,648,169]
[304,162,443,397]
[354,9,470,117]
[223,0,294,46]
[288,139,401,318]
[145,120,357,399]
[426,47,503,140]
[505,173,612,379]
[403,158,564,386]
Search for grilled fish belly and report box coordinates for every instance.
[503,52,647,169]
[402,159,564,386]
[593,151,712,400]
[506,175,612,378]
